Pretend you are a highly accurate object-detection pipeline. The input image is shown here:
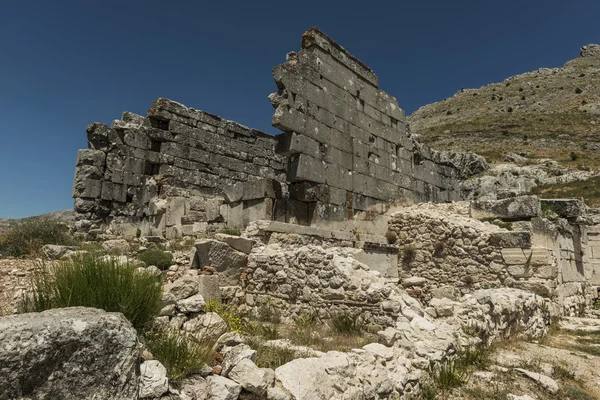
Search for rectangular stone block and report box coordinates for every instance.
[288,154,326,184]
[308,201,347,223]
[275,131,320,158]
[222,179,282,203]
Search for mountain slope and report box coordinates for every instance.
[409,44,600,169]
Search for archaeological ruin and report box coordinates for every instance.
[72,27,485,240]
[71,28,600,318]
[3,27,598,400]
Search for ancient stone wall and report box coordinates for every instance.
[390,197,600,316]
[72,28,475,237]
[390,203,557,301]
[271,28,463,223]
[73,99,287,237]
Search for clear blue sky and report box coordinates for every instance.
[0,0,598,218]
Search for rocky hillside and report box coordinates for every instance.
[409,44,600,169]
[0,210,75,235]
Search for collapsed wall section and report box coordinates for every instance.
[72,99,287,236]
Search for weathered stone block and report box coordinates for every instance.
[223,179,282,203]
[472,195,541,220]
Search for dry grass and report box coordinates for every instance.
[530,176,600,207]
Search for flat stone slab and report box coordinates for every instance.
[215,233,254,254]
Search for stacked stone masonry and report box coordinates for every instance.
[72,28,468,236]
[391,198,600,316]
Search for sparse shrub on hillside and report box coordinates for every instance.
[433,241,445,257]
[29,252,162,332]
[245,337,300,369]
[385,230,398,244]
[0,218,78,257]
[331,311,363,336]
[257,297,281,323]
[570,151,579,161]
[575,87,583,94]
[144,328,214,383]
[219,227,241,236]
[138,249,173,270]
[402,245,417,264]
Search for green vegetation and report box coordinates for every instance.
[531,176,600,208]
[479,217,513,230]
[137,249,174,270]
[204,299,243,333]
[419,343,493,399]
[144,328,214,384]
[330,311,363,336]
[244,337,301,369]
[0,218,78,257]
[402,244,417,264]
[287,312,375,352]
[553,363,577,381]
[462,385,510,400]
[29,252,162,332]
[562,386,596,400]
[257,298,282,324]
[385,230,398,244]
[219,227,241,236]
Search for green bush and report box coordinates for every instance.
[430,359,468,389]
[30,252,162,332]
[0,218,78,257]
[205,299,243,333]
[257,298,281,323]
[138,249,173,270]
[144,328,213,383]
[402,245,417,264]
[245,337,300,369]
[330,312,363,336]
[219,227,241,236]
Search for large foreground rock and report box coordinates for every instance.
[0,307,139,400]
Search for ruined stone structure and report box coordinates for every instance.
[392,197,600,316]
[72,28,476,238]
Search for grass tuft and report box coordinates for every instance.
[245,337,300,369]
[29,252,162,332]
[330,311,363,336]
[205,299,243,333]
[144,328,213,384]
[137,249,174,270]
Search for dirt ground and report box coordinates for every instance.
[441,320,600,400]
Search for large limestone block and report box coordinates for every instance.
[102,239,131,254]
[206,375,241,400]
[215,233,255,254]
[198,274,222,302]
[183,312,228,341]
[222,178,282,203]
[164,274,199,301]
[472,195,540,219]
[540,199,586,218]
[139,360,169,398]
[275,358,335,400]
[192,239,248,285]
[228,359,274,396]
[0,307,139,400]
